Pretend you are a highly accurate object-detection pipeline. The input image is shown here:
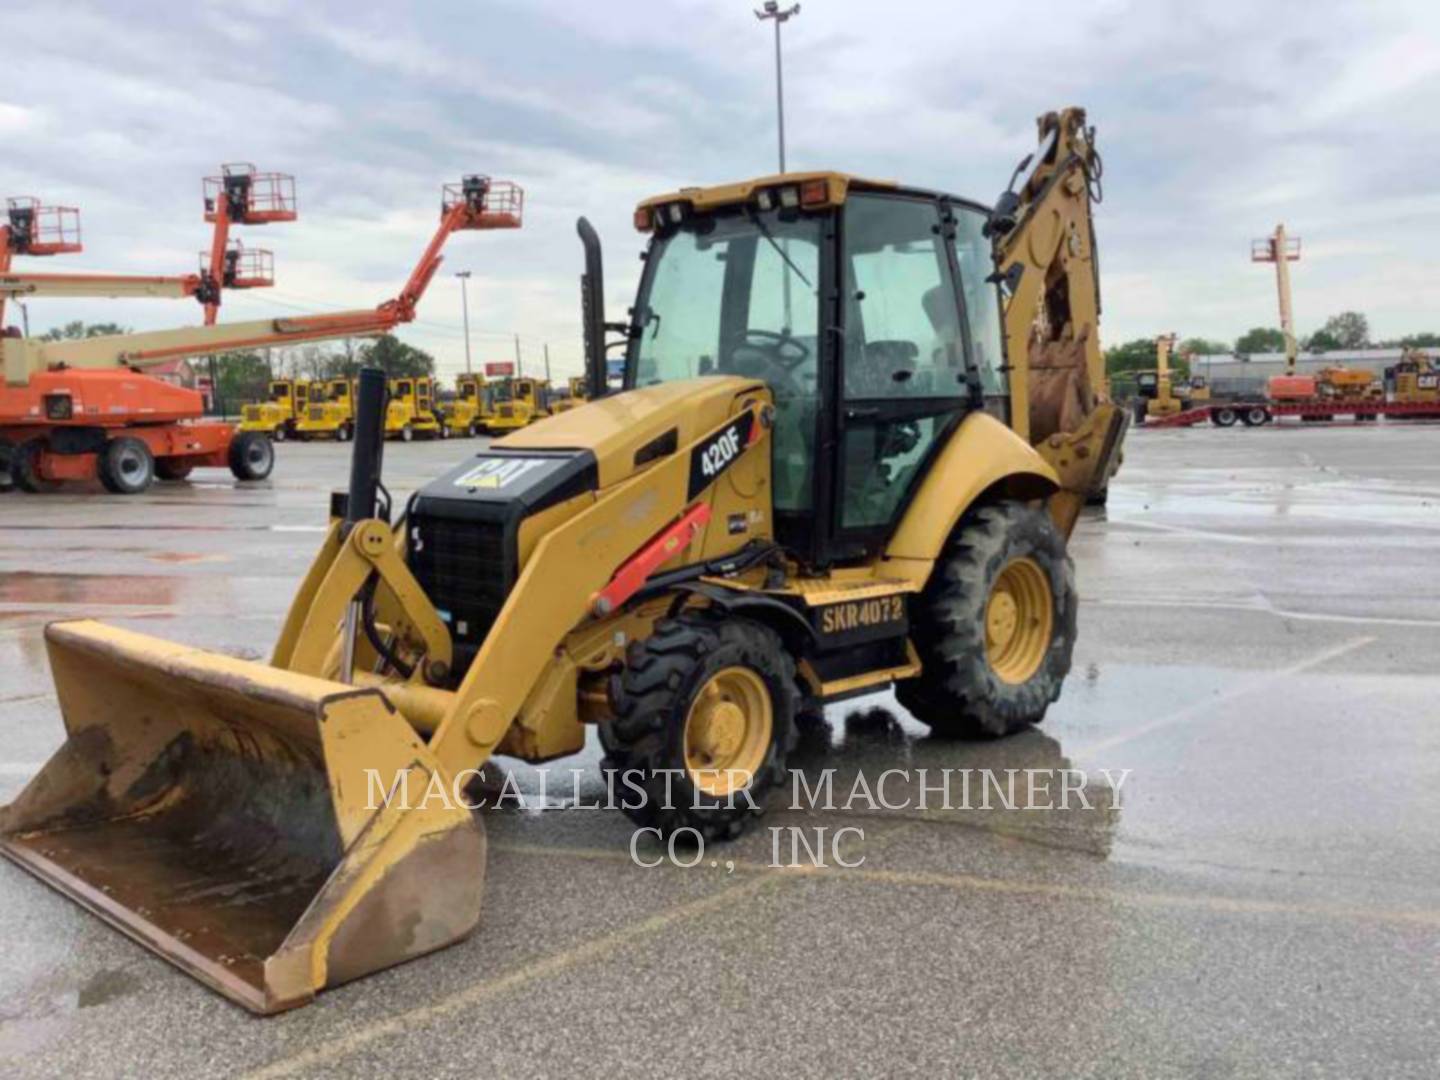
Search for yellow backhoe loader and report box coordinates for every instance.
[0,107,1125,1014]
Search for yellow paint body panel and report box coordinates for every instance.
[884,411,1059,563]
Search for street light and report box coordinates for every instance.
[754,1,800,172]
[455,270,473,374]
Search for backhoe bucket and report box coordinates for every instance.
[0,620,484,1014]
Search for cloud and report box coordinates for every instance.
[7,0,1440,374]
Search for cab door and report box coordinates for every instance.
[826,193,983,560]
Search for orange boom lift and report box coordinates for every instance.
[0,175,522,494]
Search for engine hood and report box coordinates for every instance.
[492,376,767,488]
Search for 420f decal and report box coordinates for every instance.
[687,411,757,499]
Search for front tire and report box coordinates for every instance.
[100,436,156,495]
[600,612,797,841]
[272,424,287,442]
[1212,406,1238,427]
[897,501,1076,738]
[401,423,414,443]
[228,430,275,481]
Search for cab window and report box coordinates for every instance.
[839,195,968,532]
[950,206,1006,396]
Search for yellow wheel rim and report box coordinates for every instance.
[683,666,772,797]
[985,557,1054,685]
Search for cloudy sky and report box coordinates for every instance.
[6,0,1439,378]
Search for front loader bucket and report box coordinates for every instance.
[0,620,484,1014]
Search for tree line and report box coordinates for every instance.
[1105,311,1440,379]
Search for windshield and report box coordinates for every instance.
[629,208,822,513]
[628,210,821,392]
[492,381,514,403]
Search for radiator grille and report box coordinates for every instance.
[409,514,513,648]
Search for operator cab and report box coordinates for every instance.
[625,173,1007,565]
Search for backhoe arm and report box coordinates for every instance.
[988,106,1126,533]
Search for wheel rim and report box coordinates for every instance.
[683,666,772,797]
[985,557,1054,685]
[118,447,146,482]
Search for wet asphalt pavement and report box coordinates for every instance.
[1,422,1438,1078]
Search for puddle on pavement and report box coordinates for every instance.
[0,572,182,606]
[476,697,1122,858]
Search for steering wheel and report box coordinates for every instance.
[724,330,811,397]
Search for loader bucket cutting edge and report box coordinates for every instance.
[0,620,485,1014]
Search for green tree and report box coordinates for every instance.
[1177,337,1230,357]
[357,334,435,377]
[1235,327,1286,354]
[1305,328,1343,352]
[1383,332,1440,349]
[1319,311,1369,349]
[209,350,271,414]
[39,320,130,341]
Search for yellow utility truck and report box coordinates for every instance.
[384,375,443,440]
[294,377,356,441]
[439,373,486,437]
[239,378,311,440]
[1,108,1124,1014]
[550,375,590,414]
[483,375,550,432]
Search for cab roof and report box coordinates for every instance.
[635,170,897,221]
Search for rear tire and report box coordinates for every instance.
[1212,406,1238,427]
[897,501,1077,738]
[600,612,797,842]
[155,457,195,481]
[0,439,14,493]
[272,425,287,442]
[14,439,58,493]
[228,430,275,481]
[337,423,352,442]
[100,437,155,495]
[467,421,478,438]
[401,423,414,443]
[1240,406,1269,427]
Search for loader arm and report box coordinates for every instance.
[988,106,1126,533]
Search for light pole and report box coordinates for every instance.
[513,333,523,377]
[455,270,473,374]
[754,2,800,172]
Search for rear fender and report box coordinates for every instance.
[884,411,1059,564]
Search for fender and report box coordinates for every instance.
[884,411,1059,563]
